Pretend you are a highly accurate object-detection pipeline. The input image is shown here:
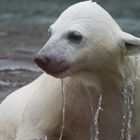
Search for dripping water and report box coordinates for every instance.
[94,94,102,140]
[121,56,138,140]
[59,79,66,140]
[85,86,95,140]
[84,85,103,140]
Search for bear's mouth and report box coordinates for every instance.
[45,66,71,78]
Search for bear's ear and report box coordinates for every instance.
[121,32,140,55]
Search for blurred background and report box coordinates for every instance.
[0,0,140,102]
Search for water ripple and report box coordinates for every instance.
[0,59,42,72]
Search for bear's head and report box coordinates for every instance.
[35,1,140,80]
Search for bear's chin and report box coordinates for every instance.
[45,67,72,78]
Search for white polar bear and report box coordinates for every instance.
[0,1,140,140]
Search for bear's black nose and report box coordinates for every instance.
[34,55,51,71]
[34,51,70,78]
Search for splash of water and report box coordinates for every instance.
[84,85,103,140]
[94,94,102,140]
[121,56,138,140]
[85,86,95,140]
[121,85,134,140]
[59,79,66,140]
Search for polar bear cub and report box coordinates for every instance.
[0,1,140,140]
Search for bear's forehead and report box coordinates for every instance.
[53,1,116,31]
[51,1,120,40]
[55,1,109,23]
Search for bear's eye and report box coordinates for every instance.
[67,31,83,43]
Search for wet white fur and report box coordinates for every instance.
[0,1,140,140]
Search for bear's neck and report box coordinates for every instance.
[64,57,137,140]
[70,70,123,94]
[71,56,137,95]
[62,73,124,140]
